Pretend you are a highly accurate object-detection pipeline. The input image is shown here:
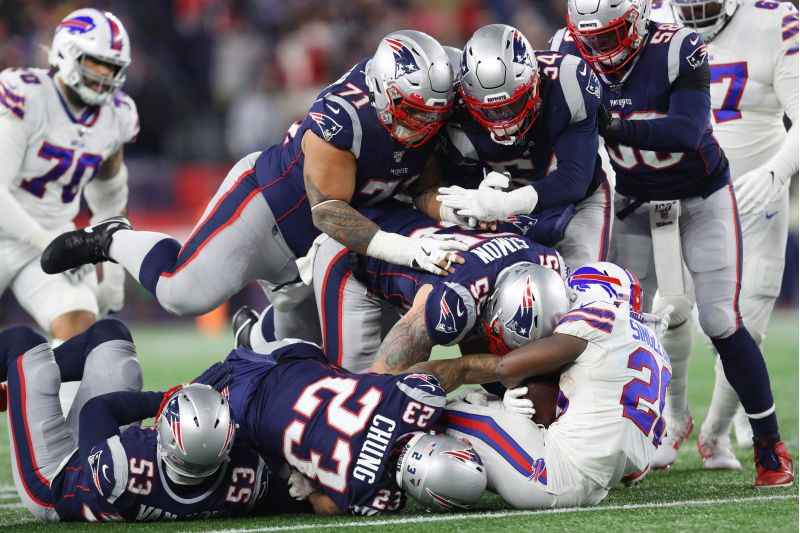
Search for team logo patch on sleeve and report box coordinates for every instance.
[309,111,343,141]
[686,43,708,70]
[504,275,536,340]
[586,70,601,99]
[435,291,460,335]
[386,38,420,77]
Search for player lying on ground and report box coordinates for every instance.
[656,0,799,470]
[194,337,489,516]
[437,24,613,268]
[40,30,466,345]
[0,319,307,522]
[424,262,672,509]
[556,0,793,487]
[0,8,136,342]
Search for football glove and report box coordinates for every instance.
[288,468,315,500]
[437,184,538,223]
[734,167,789,215]
[367,230,470,276]
[503,386,536,418]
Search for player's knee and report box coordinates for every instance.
[0,327,48,365]
[652,292,693,328]
[697,302,737,340]
[156,281,215,316]
[87,318,133,346]
[83,337,143,392]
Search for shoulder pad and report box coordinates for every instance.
[111,91,140,143]
[396,373,446,408]
[557,55,601,123]
[424,282,476,346]
[306,94,362,157]
[667,27,706,84]
[0,68,45,123]
[555,304,616,342]
[87,435,129,504]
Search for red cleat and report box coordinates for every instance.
[0,383,6,412]
[754,441,794,489]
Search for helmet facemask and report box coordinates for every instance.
[70,54,128,106]
[569,5,644,77]
[381,83,451,148]
[671,0,733,42]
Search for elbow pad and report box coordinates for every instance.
[85,164,129,224]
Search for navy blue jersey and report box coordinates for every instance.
[443,51,604,212]
[51,427,269,522]
[254,60,438,258]
[552,23,729,200]
[223,342,446,516]
[354,204,564,347]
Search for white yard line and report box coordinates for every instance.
[0,503,23,510]
[190,494,797,533]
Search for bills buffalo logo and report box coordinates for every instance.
[58,16,96,34]
[504,275,537,339]
[568,267,620,299]
[686,44,709,70]
[309,112,343,141]
[512,31,532,67]
[435,291,460,335]
[386,38,421,78]
[528,457,548,485]
[442,448,483,466]
[163,395,186,453]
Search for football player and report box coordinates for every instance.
[553,0,793,487]
[0,8,136,341]
[41,30,465,344]
[0,320,306,522]
[300,202,568,374]
[436,24,613,268]
[443,262,672,509]
[204,338,487,515]
[656,0,797,471]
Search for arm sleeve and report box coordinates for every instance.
[78,390,163,462]
[113,91,140,144]
[609,30,711,152]
[424,282,477,346]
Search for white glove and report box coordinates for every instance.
[503,387,536,418]
[366,230,470,276]
[479,170,511,191]
[437,184,538,223]
[287,468,315,501]
[734,167,789,215]
[97,262,126,316]
[63,264,95,285]
[439,203,476,228]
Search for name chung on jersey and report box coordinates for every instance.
[353,414,397,484]
[471,237,530,265]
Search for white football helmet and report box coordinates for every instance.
[482,263,569,355]
[48,8,131,106]
[567,261,642,312]
[396,432,486,510]
[567,0,651,77]
[365,30,454,147]
[671,0,739,42]
[156,384,235,486]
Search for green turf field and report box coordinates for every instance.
[0,313,797,532]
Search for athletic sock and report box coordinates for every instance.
[53,320,133,381]
[712,328,779,439]
[109,230,181,297]
[661,319,693,418]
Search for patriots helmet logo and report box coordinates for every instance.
[58,16,96,34]
[435,291,458,335]
[686,43,709,70]
[504,275,537,340]
[88,449,104,492]
[163,395,187,453]
[386,37,421,78]
[309,112,343,142]
[443,448,483,466]
[426,488,472,510]
[512,31,532,67]
[506,214,537,235]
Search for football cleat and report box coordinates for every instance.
[697,432,742,470]
[41,217,131,274]
[652,414,694,470]
[621,463,650,487]
[754,440,794,489]
[232,305,259,349]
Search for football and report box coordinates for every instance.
[522,372,561,427]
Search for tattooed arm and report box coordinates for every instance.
[369,285,435,375]
[302,130,379,254]
[406,353,500,393]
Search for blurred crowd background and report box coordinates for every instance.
[0,0,797,329]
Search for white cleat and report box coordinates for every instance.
[697,432,742,470]
[652,414,694,470]
[732,407,753,449]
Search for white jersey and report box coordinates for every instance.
[650,1,799,178]
[0,67,138,231]
[546,302,672,489]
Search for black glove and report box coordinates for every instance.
[597,105,623,143]
[193,361,233,391]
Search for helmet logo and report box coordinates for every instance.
[568,271,621,299]
[309,111,343,142]
[504,275,536,340]
[442,448,483,465]
[58,16,96,34]
[105,14,124,52]
[527,457,548,485]
[512,31,532,67]
[426,488,471,510]
[386,38,421,78]
[163,395,187,453]
[435,291,459,335]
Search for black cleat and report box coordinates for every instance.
[232,305,259,349]
[40,217,132,274]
